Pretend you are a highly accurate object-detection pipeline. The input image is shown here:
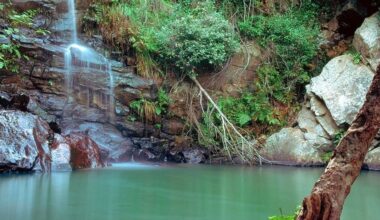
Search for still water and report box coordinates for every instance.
[0,164,378,220]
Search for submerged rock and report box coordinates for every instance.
[0,110,51,172]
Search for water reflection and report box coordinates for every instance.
[0,166,379,220]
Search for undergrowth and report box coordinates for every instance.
[0,3,39,72]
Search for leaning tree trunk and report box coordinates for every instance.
[297,65,380,220]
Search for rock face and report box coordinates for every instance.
[353,12,380,71]
[310,55,374,126]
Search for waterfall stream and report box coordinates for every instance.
[64,0,115,121]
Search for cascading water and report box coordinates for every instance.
[67,0,77,43]
[64,0,115,121]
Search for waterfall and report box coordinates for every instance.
[67,0,78,43]
[64,0,115,121]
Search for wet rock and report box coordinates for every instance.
[51,134,72,171]
[62,103,108,123]
[114,72,157,104]
[65,132,104,169]
[309,55,374,126]
[8,94,57,123]
[182,148,208,164]
[353,12,380,71]
[115,102,130,116]
[262,128,323,166]
[132,137,169,161]
[0,110,52,172]
[61,121,135,161]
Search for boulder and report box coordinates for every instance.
[364,148,380,171]
[65,132,104,169]
[261,128,324,166]
[353,12,380,71]
[309,55,374,126]
[51,134,72,171]
[0,110,51,172]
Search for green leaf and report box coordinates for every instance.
[155,107,162,115]
[237,113,251,127]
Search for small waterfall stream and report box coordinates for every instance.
[64,0,114,121]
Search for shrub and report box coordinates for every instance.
[156,1,239,76]
[216,92,283,128]
[238,1,320,101]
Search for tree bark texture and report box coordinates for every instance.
[297,65,380,220]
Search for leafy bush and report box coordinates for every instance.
[157,2,239,76]
[238,1,320,101]
[217,92,283,128]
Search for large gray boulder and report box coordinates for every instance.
[310,55,374,126]
[0,110,51,172]
[353,12,380,71]
[262,128,323,166]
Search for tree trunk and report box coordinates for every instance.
[297,65,380,220]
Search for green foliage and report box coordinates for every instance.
[156,1,239,76]
[268,206,301,220]
[156,88,171,116]
[86,0,239,77]
[238,1,320,101]
[0,3,38,73]
[129,88,171,122]
[350,51,362,65]
[321,151,333,163]
[9,9,38,27]
[35,28,51,36]
[0,27,22,72]
[216,92,283,128]
[268,215,295,220]
[333,129,346,147]
[256,65,289,103]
